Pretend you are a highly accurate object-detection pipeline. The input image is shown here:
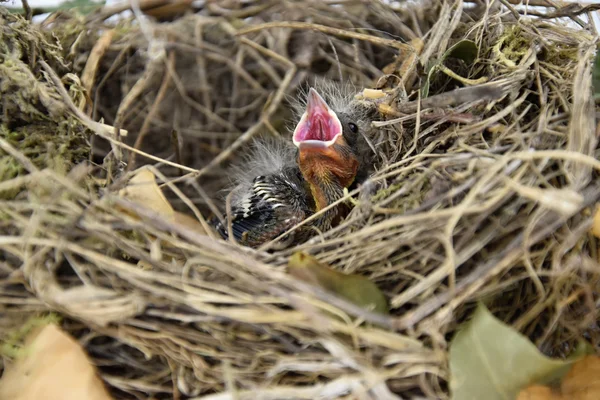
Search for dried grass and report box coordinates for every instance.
[1,0,600,399]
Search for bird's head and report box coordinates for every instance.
[292,87,370,190]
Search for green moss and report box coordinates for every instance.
[0,155,24,201]
[493,25,579,69]
[494,26,531,67]
[0,122,90,199]
[372,181,405,203]
[542,43,579,65]
[0,313,62,359]
[2,123,89,167]
[0,8,92,199]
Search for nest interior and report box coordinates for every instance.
[1,0,600,398]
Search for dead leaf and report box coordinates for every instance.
[0,324,113,400]
[118,168,174,217]
[287,252,389,315]
[591,204,600,238]
[376,38,424,90]
[516,385,561,400]
[561,355,600,396]
[117,168,208,236]
[449,303,580,400]
[361,89,386,99]
[517,355,600,400]
[79,29,115,113]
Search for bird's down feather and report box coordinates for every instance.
[213,138,311,248]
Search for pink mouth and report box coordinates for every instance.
[293,88,342,148]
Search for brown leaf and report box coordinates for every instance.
[0,324,113,400]
[516,385,561,400]
[117,168,208,236]
[118,168,174,217]
[517,355,600,400]
[591,204,600,238]
[561,355,600,399]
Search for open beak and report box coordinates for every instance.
[292,88,343,149]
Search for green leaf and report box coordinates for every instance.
[287,252,389,315]
[422,40,479,98]
[445,40,478,65]
[593,50,600,102]
[449,303,584,400]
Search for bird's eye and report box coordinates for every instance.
[348,122,358,133]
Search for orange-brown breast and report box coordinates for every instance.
[298,139,359,211]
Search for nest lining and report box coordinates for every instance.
[0,1,599,399]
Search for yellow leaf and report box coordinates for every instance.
[409,37,425,53]
[377,103,397,116]
[173,211,209,234]
[287,252,388,315]
[117,168,208,236]
[0,324,113,400]
[591,204,600,238]
[361,89,386,99]
[118,168,174,217]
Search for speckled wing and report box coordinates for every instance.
[214,168,310,249]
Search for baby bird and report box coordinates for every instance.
[213,81,375,249]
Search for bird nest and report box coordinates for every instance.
[1,0,599,398]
